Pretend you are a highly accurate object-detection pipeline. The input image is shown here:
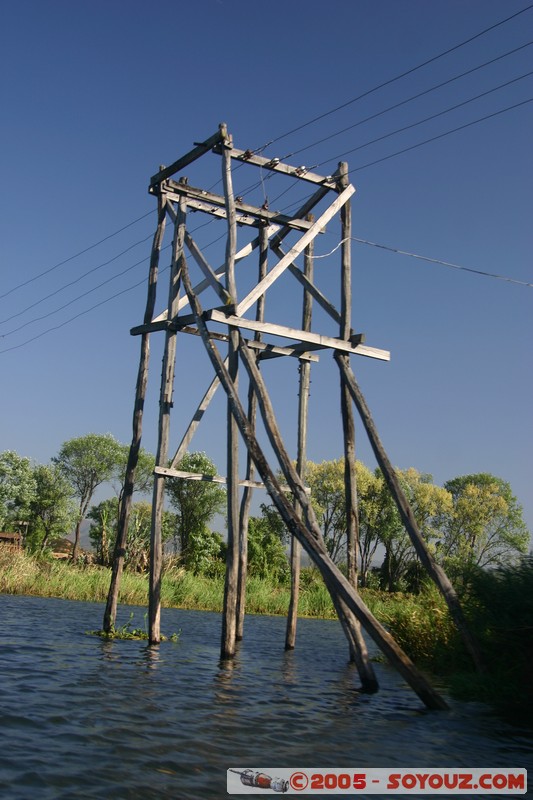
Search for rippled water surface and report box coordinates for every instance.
[0,594,530,799]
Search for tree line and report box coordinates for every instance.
[0,434,529,591]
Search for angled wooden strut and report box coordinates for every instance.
[179,255,447,709]
[335,354,485,674]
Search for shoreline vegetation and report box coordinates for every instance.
[1,548,531,723]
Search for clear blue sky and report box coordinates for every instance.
[1,0,531,537]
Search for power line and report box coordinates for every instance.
[315,74,533,168]
[312,236,533,288]
[336,96,533,173]
[0,253,152,340]
[284,41,533,162]
[5,7,528,313]
[260,3,533,149]
[278,96,533,215]
[0,209,154,301]
[0,271,163,356]
[0,233,153,327]
[0,225,230,344]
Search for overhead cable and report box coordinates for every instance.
[285,41,533,161]
[262,4,533,148]
[0,209,154,301]
[312,236,532,288]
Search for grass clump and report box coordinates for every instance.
[87,612,180,642]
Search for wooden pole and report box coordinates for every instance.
[241,336,376,688]
[338,162,375,682]
[236,225,269,640]
[179,258,447,708]
[335,354,485,674]
[220,124,240,659]
[103,188,167,633]
[148,194,185,644]
[285,216,314,650]
[338,163,358,588]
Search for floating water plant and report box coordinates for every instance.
[87,612,180,641]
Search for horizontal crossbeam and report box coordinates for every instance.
[130,321,320,361]
[154,466,310,493]
[218,146,337,189]
[150,129,223,187]
[207,309,390,361]
[161,180,319,233]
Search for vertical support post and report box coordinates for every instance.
[285,215,314,650]
[220,123,240,659]
[103,186,167,633]
[334,163,377,687]
[338,162,358,588]
[149,193,186,644]
[236,224,269,640]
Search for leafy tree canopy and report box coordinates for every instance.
[247,514,289,580]
[26,464,77,552]
[440,473,529,577]
[53,433,124,559]
[165,452,226,570]
[0,450,36,530]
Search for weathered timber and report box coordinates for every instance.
[236,225,269,640]
[149,196,186,645]
[155,467,266,490]
[275,249,343,325]
[338,162,358,589]
[131,320,319,361]
[236,185,355,317]
[184,232,232,306]
[240,325,375,685]
[336,163,375,681]
[206,309,390,361]
[224,146,337,188]
[270,184,332,249]
[179,257,447,708]
[151,226,280,323]
[169,359,228,469]
[285,219,313,651]
[185,198,263,227]
[335,354,485,674]
[164,179,319,233]
[149,129,224,187]
[221,125,240,660]
[154,466,306,494]
[103,189,167,633]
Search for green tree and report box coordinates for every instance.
[356,462,385,586]
[112,445,155,507]
[305,459,347,562]
[54,433,124,561]
[88,497,119,565]
[439,473,529,580]
[247,514,289,580]
[26,464,77,552]
[0,450,36,531]
[89,498,174,570]
[165,452,226,570]
[377,468,453,592]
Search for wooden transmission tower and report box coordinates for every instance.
[103,124,482,710]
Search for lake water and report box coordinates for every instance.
[0,594,530,799]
